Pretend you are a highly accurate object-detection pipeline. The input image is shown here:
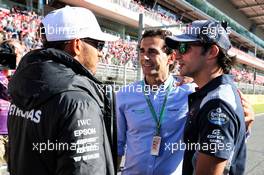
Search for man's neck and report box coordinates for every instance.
[194,67,223,88]
[145,74,169,87]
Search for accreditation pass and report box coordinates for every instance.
[150,135,161,156]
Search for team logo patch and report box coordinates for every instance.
[207,107,229,125]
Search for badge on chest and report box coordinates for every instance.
[150,135,162,156]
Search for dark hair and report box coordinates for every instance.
[141,29,173,55]
[0,39,19,69]
[201,44,236,74]
[0,83,9,101]
[0,39,17,54]
[217,51,236,74]
[141,29,176,71]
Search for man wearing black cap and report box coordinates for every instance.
[166,20,247,175]
[7,6,116,175]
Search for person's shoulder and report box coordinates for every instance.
[55,90,99,108]
[18,48,46,66]
[179,82,196,92]
[201,83,237,111]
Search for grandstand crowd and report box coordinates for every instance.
[111,0,182,25]
[0,6,42,51]
[1,3,264,85]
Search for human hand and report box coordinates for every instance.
[174,76,194,86]
[237,90,255,132]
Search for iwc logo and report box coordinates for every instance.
[208,107,229,125]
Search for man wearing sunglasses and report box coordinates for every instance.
[166,20,247,175]
[116,29,196,175]
[7,6,117,175]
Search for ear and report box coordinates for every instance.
[167,51,176,65]
[64,39,82,57]
[208,45,219,60]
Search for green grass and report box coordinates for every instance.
[253,104,264,114]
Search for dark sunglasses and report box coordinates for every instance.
[81,38,105,51]
[176,42,203,54]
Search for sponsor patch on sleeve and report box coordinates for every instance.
[207,107,229,125]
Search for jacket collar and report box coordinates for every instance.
[44,48,102,84]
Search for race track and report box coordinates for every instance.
[246,114,264,175]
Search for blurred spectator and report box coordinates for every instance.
[0,71,9,166]
[110,0,182,25]
[0,39,25,68]
[0,31,4,43]
[0,39,23,166]
[230,67,264,85]
[0,7,42,51]
[102,39,138,67]
[0,74,10,167]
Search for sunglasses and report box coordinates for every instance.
[175,42,203,54]
[81,38,105,51]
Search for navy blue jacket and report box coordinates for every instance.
[183,74,246,175]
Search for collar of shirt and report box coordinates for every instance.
[143,75,174,95]
[191,74,233,98]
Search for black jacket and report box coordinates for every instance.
[7,48,115,175]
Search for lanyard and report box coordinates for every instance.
[141,79,172,135]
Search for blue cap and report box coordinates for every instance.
[166,20,232,53]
